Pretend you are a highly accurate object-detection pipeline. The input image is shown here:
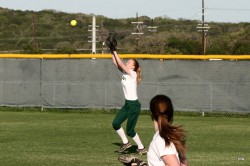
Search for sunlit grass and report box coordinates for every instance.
[0,110,249,166]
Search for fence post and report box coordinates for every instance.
[40,58,43,111]
[104,81,107,109]
[210,83,213,111]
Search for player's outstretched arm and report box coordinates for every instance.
[106,35,131,75]
[112,51,131,75]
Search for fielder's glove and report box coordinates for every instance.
[118,155,148,166]
[106,34,117,52]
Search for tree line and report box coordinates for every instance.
[0,7,249,55]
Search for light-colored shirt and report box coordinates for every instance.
[147,131,180,166]
[121,70,138,100]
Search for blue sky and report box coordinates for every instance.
[1,0,250,23]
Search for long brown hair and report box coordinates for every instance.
[150,95,187,164]
[132,59,141,84]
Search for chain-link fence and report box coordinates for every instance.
[0,58,250,113]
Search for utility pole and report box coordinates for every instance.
[100,20,104,54]
[202,0,205,55]
[147,19,158,32]
[197,0,210,55]
[131,12,144,52]
[32,14,38,51]
[88,15,99,54]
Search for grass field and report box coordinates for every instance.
[0,110,249,166]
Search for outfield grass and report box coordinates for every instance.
[0,110,249,166]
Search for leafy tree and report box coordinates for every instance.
[165,37,201,54]
[232,39,250,55]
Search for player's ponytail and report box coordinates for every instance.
[136,66,142,84]
[133,59,142,84]
[158,115,187,163]
[150,95,187,164]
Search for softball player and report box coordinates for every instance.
[148,95,188,166]
[110,48,147,155]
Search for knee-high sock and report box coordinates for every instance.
[116,127,128,144]
[132,133,144,149]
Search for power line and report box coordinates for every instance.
[206,8,250,11]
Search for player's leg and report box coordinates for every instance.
[126,100,147,155]
[112,103,131,152]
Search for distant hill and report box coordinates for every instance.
[0,7,249,54]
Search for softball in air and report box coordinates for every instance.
[70,20,77,26]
